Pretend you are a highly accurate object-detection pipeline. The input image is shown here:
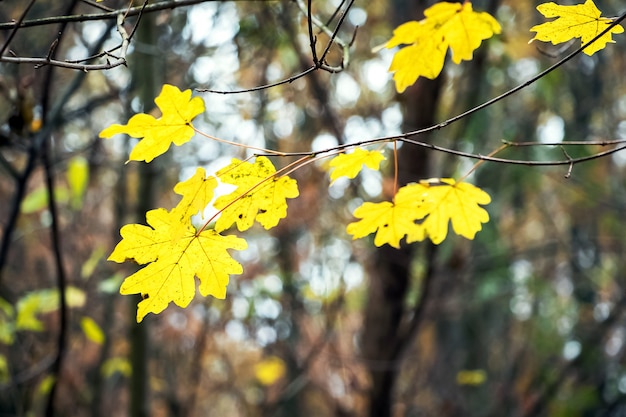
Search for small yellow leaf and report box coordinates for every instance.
[36,375,55,397]
[328,148,386,184]
[99,84,205,162]
[66,286,87,308]
[66,156,89,209]
[109,208,247,322]
[0,298,14,345]
[456,369,487,385]
[15,287,86,331]
[255,356,286,386]
[0,355,8,384]
[80,316,105,345]
[81,246,106,280]
[213,157,299,232]
[530,0,624,56]
[385,2,501,92]
[101,357,132,378]
[20,186,70,214]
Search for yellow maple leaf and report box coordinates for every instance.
[403,178,491,245]
[346,189,427,248]
[213,157,299,232]
[346,179,491,247]
[108,208,247,322]
[99,84,205,162]
[386,2,501,93]
[530,0,624,56]
[328,148,386,184]
[172,167,217,221]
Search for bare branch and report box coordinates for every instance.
[294,0,353,71]
[199,0,355,94]
[3,12,131,71]
[196,66,317,94]
[559,146,574,178]
[0,0,217,30]
[0,0,36,56]
[80,0,116,13]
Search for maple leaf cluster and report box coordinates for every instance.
[101,0,624,321]
[100,87,300,321]
[385,2,501,92]
[385,0,623,92]
[347,179,491,248]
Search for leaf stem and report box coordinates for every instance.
[393,140,399,195]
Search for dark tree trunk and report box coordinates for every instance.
[128,13,164,417]
[362,2,443,415]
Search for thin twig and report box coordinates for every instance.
[307,0,319,66]
[294,0,351,71]
[127,0,149,41]
[393,140,399,195]
[40,2,80,414]
[0,0,36,56]
[42,135,69,417]
[198,0,354,94]
[323,0,346,29]
[317,0,355,68]
[196,66,317,94]
[81,0,116,13]
[250,10,626,168]
[253,135,626,168]
[8,12,131,71]
[0,152,19,180]
[504,138,625,147]
[0,7,113,284]
[459,143,509,182]
[559,146,574,178]
[0,0,211,29]
[193,128,287,155]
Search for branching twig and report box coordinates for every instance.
[38,2,79,414]
[42,134,69,417]
[196,65,317,94]
[559,146,574,178]
[315,0,355,69]
[0,0,211,30]
[252,136,626,169]
[81,0,116,13]
[4,12,131,71]
[294,0,352,71]
[198,0,355,94]
[244,10,626,170]
[307,0,319,67]
[0,0,36,57]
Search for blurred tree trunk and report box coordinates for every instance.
[361,1,442,416]
[128,13,164,417]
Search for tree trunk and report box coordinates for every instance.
[362,2,443,415]
[128,13,164,417]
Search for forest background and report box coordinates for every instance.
[1,0,626,416]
